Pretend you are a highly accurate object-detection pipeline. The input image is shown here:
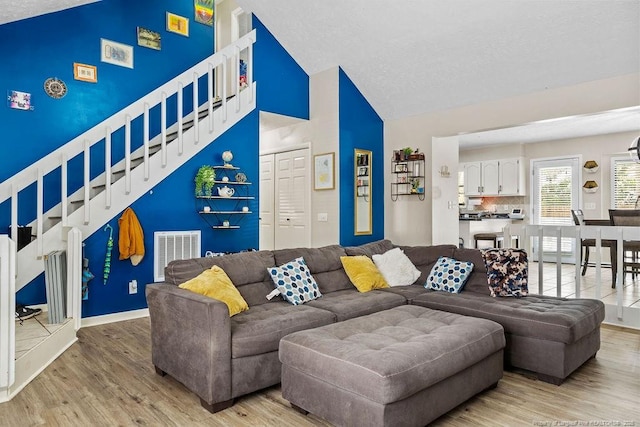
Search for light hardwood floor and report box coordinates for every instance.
[1,318,638,426]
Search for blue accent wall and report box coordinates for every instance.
[7,9,311,318]
[253,17,309,119]
[338,69,384,246]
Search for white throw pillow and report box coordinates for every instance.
[372,247,421,287]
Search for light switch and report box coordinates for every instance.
[584,203,596,210]
[317,213,328,222]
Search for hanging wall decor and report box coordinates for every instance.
[194,0,214,26]
[44,77,68,99]
[167,12,190,37]
[583,180,598,193]
[583,160,599,173]
[73,63,98,83]
[137,27,161,50]
[7,90,34,110]
[101,38,134,69]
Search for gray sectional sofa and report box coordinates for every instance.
[145,239,605,416]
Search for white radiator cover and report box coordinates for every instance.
[153,231,201,282]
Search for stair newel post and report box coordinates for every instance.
[36,168,44,258]
[207,63,214,132]
[247,40,254,103]
[105,127,112,209]
[10,183,17,247]
[66,227,83,331]
[192,72,199,144]
[221,55,228,122]
[125,115,131,195]
[61,153,68,226]
[177,83,184,155]
[234,45,241,112]
[143,103,150,181]
[83,140,90,225]
[161,92,167,168]
[0,235,16,391]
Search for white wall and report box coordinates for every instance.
[385,73,640,245]
[431,136,459,245]
[259,68,341,248]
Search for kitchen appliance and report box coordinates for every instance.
[509,208,525,219]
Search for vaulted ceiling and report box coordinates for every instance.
[3,0,640,145]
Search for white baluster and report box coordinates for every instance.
[84,140,90,225]
[247,41,254,103]
[235,46,241,112]
[61,153,68,226]
[222,55,228,122]
[105,127,112,208]
[177,83,184,155]
[36,168,43,258]
[193,72,199,144]
[161,92,167,167]
[144,103,150,181]
[208,63,214,132]
[125,115,131,195]
[10,183,17,246]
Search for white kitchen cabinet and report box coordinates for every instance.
[462,158,525,196]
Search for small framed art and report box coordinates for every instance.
[314,152,335,190]
[137,27,161,50]
[73,63,97,83]
[101,39,134,69]
[167,12,189,37]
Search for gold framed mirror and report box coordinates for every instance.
[354,149,372,235]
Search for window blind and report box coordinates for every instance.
[613,158,640,209]
[537,165,573,252]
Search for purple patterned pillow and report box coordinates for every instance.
[481,248,528,297]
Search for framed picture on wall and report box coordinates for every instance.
[100,39,134,69]
[137,27,161,50]
[194,0,214,26]
[167,12,190,37]
[314,152,335,190]
[73,63,97,83]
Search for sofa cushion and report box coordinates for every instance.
[482,248,529,297]
[451,247,490,294]
[344,239,395,257]
[230,302,336,358]
[399,244,457,284]
[178,265,248,316]
[273,245,352,293]
[165,251,277,306]
[411,291,605,345]
[306,289,406,321]
[425,256,474,293]
[341,255,389,292]
[372,247,421,287]
[267,257,322,305]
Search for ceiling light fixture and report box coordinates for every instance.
[629,136,640,163]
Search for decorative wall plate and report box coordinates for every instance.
[235,172,247,183]
[44,77,67,99]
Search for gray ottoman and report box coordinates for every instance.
[279,305,505,427]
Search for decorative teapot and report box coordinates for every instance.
[217,186,235,198]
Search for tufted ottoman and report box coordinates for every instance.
[279,305,505,427]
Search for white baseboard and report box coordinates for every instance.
[81,308,149,328]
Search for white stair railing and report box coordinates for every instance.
[0,30,256,291]
[0,235,16,399]
[503,223,640,328]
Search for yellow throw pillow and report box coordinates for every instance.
[340,255,389,292]
[179,265,249,316]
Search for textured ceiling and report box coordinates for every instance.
[236,0,640,122]
[0,0,98,25]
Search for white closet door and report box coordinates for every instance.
[259,154,275,250]
[275,149,310,249]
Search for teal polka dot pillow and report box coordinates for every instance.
[267,257,322,305]
[425,256,474,293]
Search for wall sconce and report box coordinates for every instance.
[583,180,598,193]
[629,136,640,163]
[439,165,451,178]
[583,160,599,173]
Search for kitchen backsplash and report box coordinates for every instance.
[466,196,527,213]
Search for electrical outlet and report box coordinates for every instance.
[317,213,328,222]
[129,280,138,294]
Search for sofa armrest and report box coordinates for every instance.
[145,283,232,406]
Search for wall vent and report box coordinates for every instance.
[153,231,201,282]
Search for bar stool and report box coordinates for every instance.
[474,232,504,249]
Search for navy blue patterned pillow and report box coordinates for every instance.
[425,256,474,293]
[267,257,322,305]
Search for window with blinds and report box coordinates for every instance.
[612,157,640,209]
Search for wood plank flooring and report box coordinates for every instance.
[0,318,638,426]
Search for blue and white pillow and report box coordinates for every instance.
[267,257,322,305]
[425,256,474,293]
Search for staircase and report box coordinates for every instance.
[0,30,256,402]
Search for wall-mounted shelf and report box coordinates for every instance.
[391,158,425,201]
[197,165,252,229]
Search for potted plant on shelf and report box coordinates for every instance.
[195,165,216,197]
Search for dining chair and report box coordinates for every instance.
[572,209,617,286]
[608,209,640,283]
